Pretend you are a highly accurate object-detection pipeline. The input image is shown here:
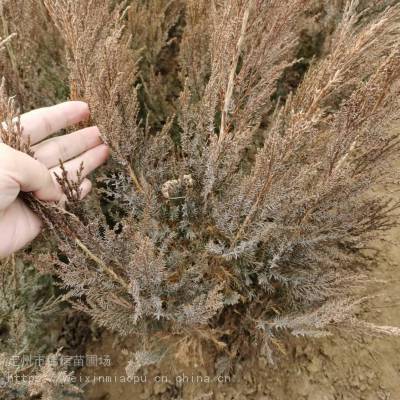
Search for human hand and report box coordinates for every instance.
[0,101,109,257]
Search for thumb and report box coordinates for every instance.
[0,143,60,210]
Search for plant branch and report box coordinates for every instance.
[75,238,130,290]
[218,1,252,147]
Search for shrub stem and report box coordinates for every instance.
[75,238,129,290]
[128,164,144,193]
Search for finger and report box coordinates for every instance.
[57,178,92,208]
[0,143,61,209]
[0,199,42,258]
[32,126,103,168]
[50,144,109,182]
[80,178,93,198]
[20,101,89,145]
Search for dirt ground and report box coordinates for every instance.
[79,218,400,400]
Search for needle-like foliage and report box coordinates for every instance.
[4,0,400,368]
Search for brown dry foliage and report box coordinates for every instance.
[0,0,67,110]
[2,0,400,369]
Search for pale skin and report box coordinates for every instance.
[0,101,109,258]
